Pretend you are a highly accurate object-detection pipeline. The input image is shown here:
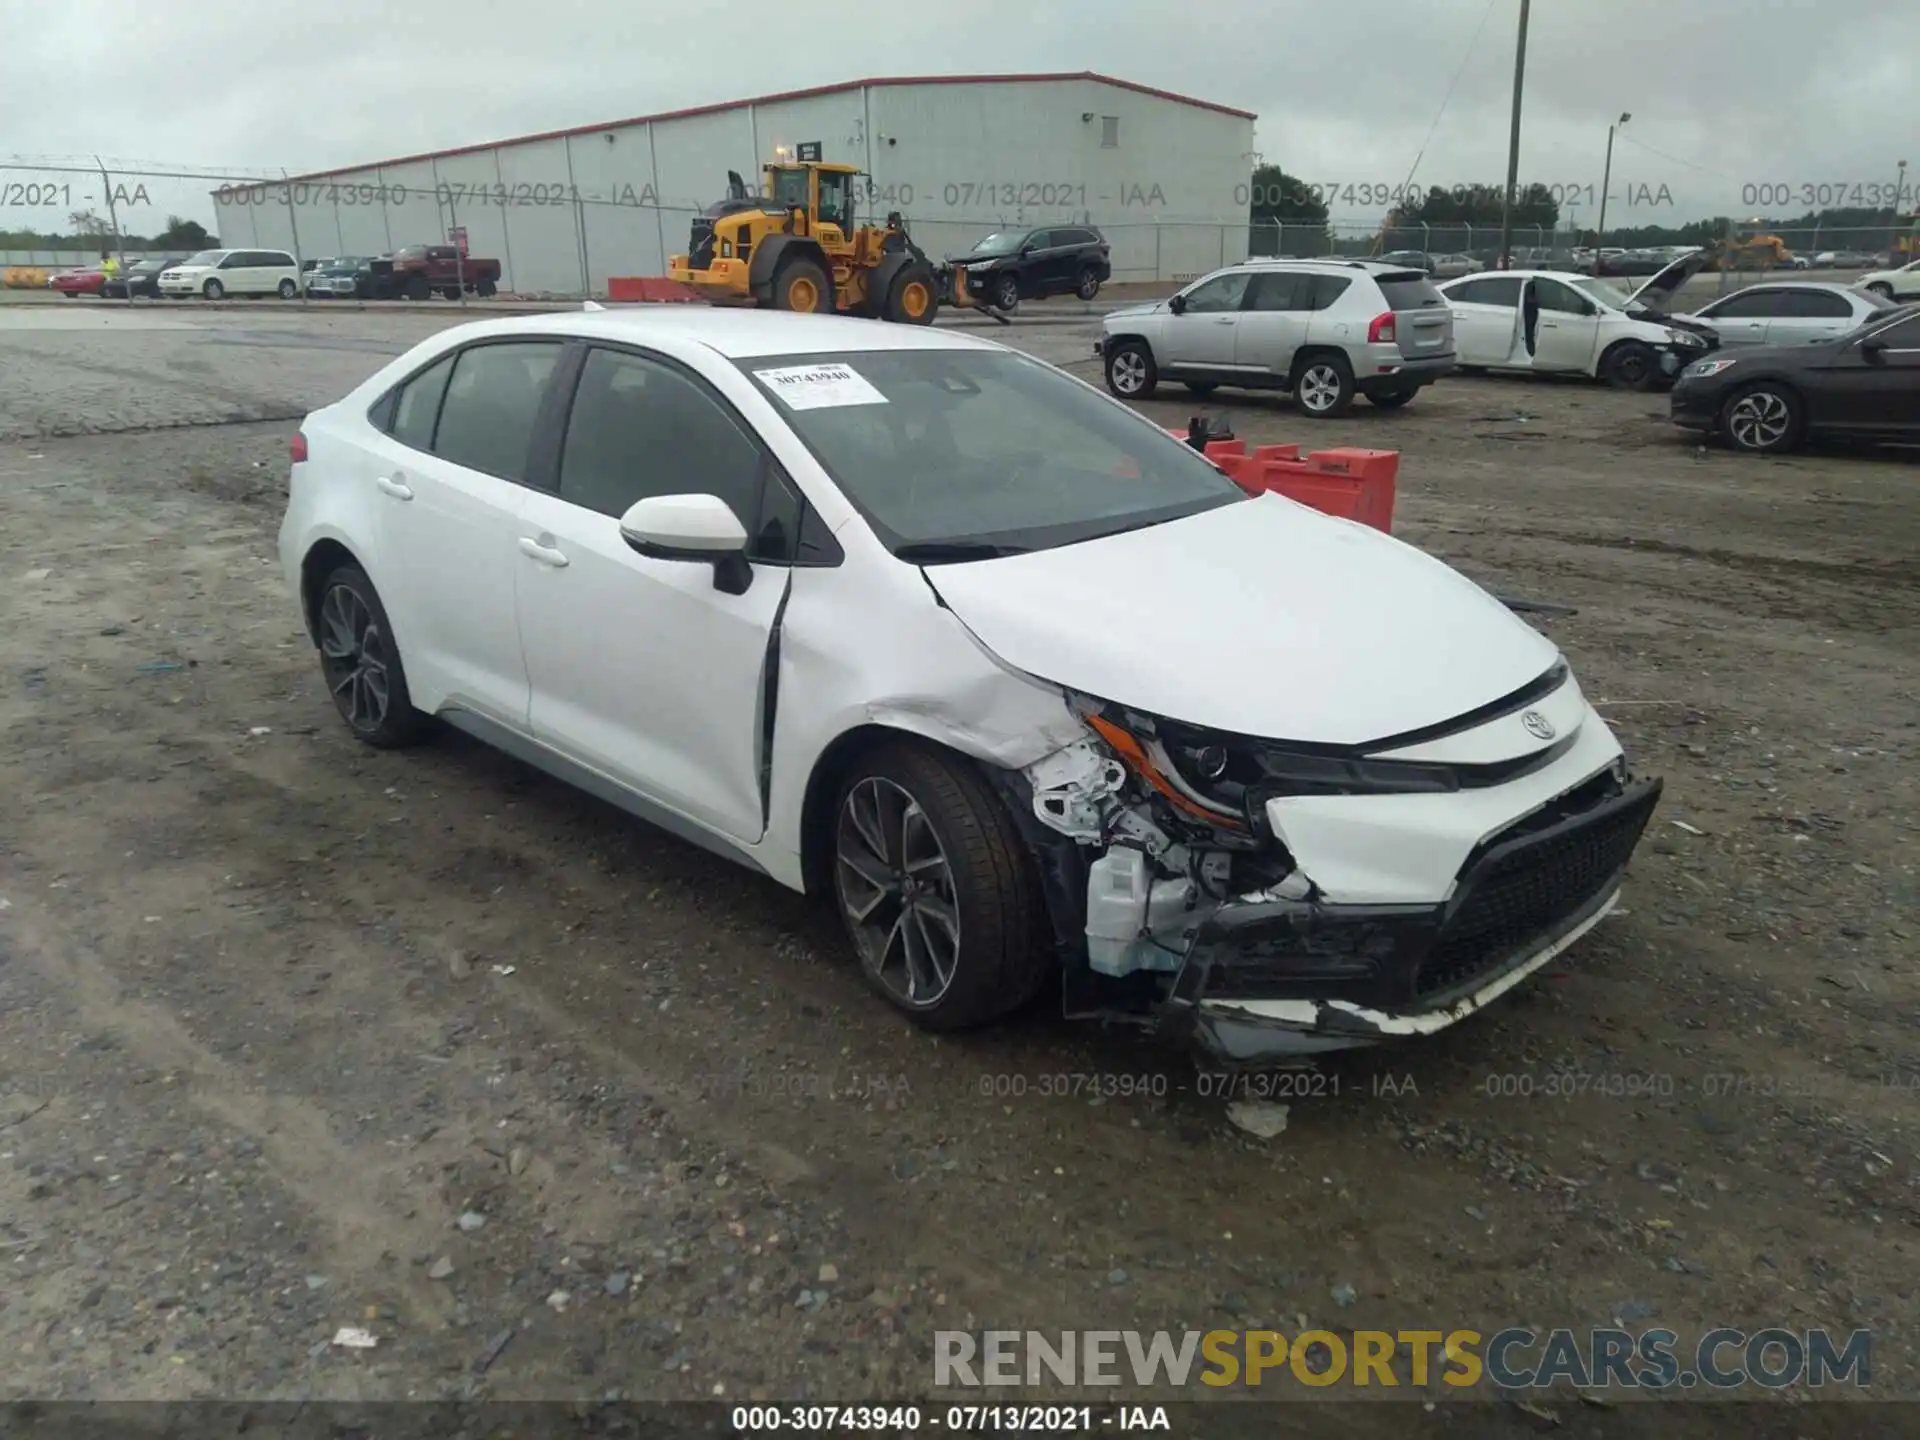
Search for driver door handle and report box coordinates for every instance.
[1212,317,1235,325]
[518,536,570,568]
[375,473,413,500]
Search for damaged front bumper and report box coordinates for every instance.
[1160,775,1661,1062]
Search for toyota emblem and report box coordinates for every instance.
[1521,710,1556,740]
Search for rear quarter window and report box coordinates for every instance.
[1376,275,1447,310]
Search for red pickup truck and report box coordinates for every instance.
[387,244,502,300]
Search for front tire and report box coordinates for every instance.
[202,278,225,300]
[1293,352,1355,417]
[314,564,430,748]
[831,744,1048,1032]
[884,265,937,325]
[771,256,831,313]
[277,279,297,298]
[992,272,1020,312]
[1602,340,1659,391]
[1104,339,1157,400]
[1075,267,1101,301]
[1719,382,1805,454]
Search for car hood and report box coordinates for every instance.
[920,494,1561,746]
[1102,300,1169,324]
[1625,247,1714,313]
[950,252,1015,268]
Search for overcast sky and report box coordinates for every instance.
[3,0,1914,237]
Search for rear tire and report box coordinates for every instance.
[1718,382,1805,454]
[1104,340,1157,400]
[771,256,832,313]
[884,265,937,325]
[1293,351,1355,418]
[441,285,462,301]
[1181,380,1218,395]
[405,275,431,301]
[476,279,497,298]
[1367,388,1416,409]
[1075,267,1101,301]
[313,564,431,749]
[830,743,1049,1032]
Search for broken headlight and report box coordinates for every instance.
[1073,697,1460,833]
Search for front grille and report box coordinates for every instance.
[688,218,716,271]
[1415,780,1658,1000]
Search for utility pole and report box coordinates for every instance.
[1495,0,1531,270]
[1594,113,1630,272]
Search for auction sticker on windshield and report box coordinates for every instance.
[753,363,889,410]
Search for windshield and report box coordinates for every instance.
[180,250,223,267]
[1571,277,1630,310]
[967,231,1027,258]
[740,349,1247,557]
[324,257,368,269]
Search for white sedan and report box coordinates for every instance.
[1854,257,1920,302]
[1436,251,1714,389]
[278,306,1662,1062]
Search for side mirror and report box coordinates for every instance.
[1860,336,1888,362]
[1168,293,1188,315]
[619,494,754,595]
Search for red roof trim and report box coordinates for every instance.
[281,72,1256,182]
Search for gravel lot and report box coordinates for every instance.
[0,301,1914,1432]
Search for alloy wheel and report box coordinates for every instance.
[1298,364,1344,412]
[834,777,961,1009]
[1726,390,1791,450]
[1109,350,1148,395]
[318,583,392,732]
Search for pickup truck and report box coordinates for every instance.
[387,244,502,300]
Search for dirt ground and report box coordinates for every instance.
[0,306,1915,1435]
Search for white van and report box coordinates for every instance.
[158,248,301,300]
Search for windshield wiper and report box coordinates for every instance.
[894,541,1029,563]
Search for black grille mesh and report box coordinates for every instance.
[1415,785,1657,999]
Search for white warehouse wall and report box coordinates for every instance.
[211,75,1254,295]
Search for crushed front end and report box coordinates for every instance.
[1001,669,1661,1065]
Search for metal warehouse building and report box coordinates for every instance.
[211,72,1256,297]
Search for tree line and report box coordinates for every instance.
[1,212,217,253]
[1248,165,1912,248]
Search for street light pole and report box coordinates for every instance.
[1594,112,1630,273]
[1495,0,1531,270]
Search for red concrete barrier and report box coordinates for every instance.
[1164,429,1398,533]
[605,277,702,303]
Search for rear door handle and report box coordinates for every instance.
[1213,317,1236,325]
[376,474,413,500]
[518,536,570,568]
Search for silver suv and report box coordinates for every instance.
[1098,259,1456,416]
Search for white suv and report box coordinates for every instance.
[158,248,301,300]
[1098,259,1456,416]
[278,307,1660,1064]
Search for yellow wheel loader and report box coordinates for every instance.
[668,149,1009,325]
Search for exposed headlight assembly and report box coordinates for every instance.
[1682,357,1740,379]
[1072,697,1461,837]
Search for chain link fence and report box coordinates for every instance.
[7,157,1914,299]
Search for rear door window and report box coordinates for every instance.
[1246,272,1307,311]
[1779,289,1852,318]
[387,354,456,451]
[1305,274,1354,310]
[432,341,564,483]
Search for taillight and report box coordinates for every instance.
[1368,312,1397,344]
[290,432,308,463]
